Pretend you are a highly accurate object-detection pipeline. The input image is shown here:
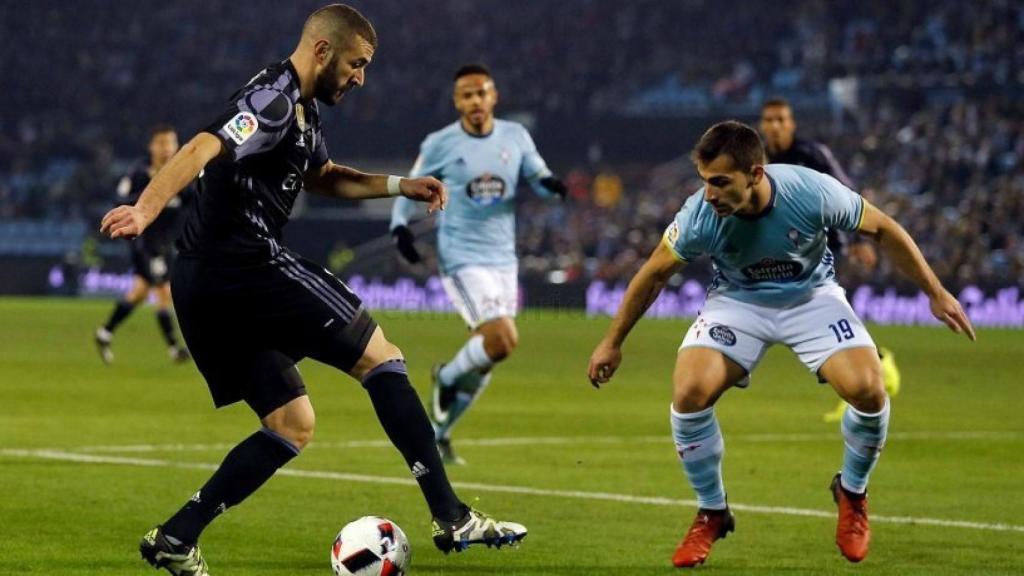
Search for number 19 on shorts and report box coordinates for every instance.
[829,319,855,342]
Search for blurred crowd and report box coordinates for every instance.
[520,93,1024,287]
[1,0,1021,287]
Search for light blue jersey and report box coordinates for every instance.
[663,164,866,308]
[390,119,554,274]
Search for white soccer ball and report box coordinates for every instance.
[330,516,410,576]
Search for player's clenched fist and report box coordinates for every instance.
[100,205,151,239]
[588,339,622,388]
[400,176,447,213]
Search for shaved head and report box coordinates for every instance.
[293,4,377,105]
[300,4,377,51]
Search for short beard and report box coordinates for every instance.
[313,55,342,106]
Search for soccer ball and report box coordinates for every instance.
[330,516,410,576]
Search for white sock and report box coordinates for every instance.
[438,335,493,386]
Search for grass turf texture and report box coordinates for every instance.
[1,297,1022,575]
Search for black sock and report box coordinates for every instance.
[104,300,136,332]
[161,428,299,544]
[155,309,179,346]
[363,360,465,522]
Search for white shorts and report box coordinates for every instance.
[441,265,518,329]
[680,284,875,384]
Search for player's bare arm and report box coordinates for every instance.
[858,201,976,341]
[304,161,448,212]
[589,241,686,387]
[100,132,223,239]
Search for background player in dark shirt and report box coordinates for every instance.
[100,5,526,575]
[760,98,902,422]
[94,125,190,364]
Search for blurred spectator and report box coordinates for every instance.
[2,0,1021,287]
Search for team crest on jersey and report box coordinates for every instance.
[466,174,507,206]
[223,112,258,145]
[665,221,680,246]
[499,147,511,165]
[708,325,737,346]
[741,258,804,281]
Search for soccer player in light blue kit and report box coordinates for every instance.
[390,64,566,464]
[588,121,975,567]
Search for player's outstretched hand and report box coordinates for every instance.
[540,176,568,200]
[400,177,447,213]
[930,288,976,341]
[100,205,150,239]
[392,225,421,264]
[588,339,622,388]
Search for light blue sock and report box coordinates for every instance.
[439,335,492,387]
[840,398,890,494]
[670,405,727,510]
[435,372,492,441]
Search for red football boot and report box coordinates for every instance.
[831,473,870,562]
[672,508,735,568]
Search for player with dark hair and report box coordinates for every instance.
[589,120,974,567]
[100,6,526,575]
[94,124,191,364]
[390,63,566,464]
[760,98,902,422]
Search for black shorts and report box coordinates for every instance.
[131,242,174,285]
[171,250,378,417]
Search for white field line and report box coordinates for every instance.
[60,430,1024,454]
[2,448,1023,535]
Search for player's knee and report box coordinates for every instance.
[672,377,717,413]
[485,330,517,361]
[845,369,887,413]
[272,413,315,451]
[351,333,405,380]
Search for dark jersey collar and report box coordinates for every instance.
[459,120,494,139]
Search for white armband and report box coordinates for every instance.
[387,175,403,197]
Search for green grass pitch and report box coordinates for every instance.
[1,297,1022,575]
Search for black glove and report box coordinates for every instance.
[392,225,421,264]
[539,176,568,199]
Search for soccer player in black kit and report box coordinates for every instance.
[100,5,526,575]
[94,125,190,364]
[760,98,902,422]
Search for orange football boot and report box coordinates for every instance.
[831,473,870,562]
[672,508,735,568]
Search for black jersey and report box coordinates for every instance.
[116,161,191,252]
[177,60,329,264]
[768,137,855,254]
[767,137,853,188]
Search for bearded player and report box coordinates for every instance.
[101,7,526,575]
[390,64,566,464]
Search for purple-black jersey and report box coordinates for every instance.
[178,60,329,263]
